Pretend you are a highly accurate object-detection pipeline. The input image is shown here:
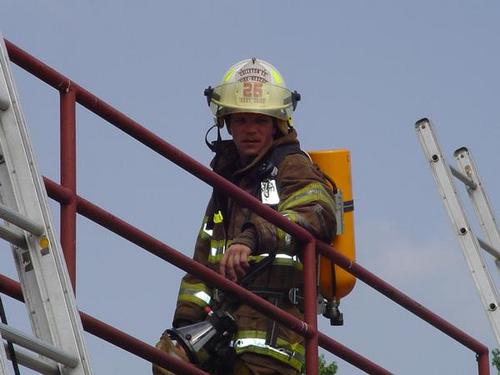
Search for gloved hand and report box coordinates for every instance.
[152,332,190,375]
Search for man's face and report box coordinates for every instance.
[229,113,276,164]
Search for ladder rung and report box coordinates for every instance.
[0,202,44,236]
[0,323,78,368]
[4,343,58,375]
[477,237,500,261]
[0,224,26,248]
[449,165,477,190]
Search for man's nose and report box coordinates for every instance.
[244,122,258,132]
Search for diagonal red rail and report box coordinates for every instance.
[0,274,208,375]
[0,38,490,374]
[43,178,390,374]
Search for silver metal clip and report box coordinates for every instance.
[334,190,344,235]
[288,288,301,305]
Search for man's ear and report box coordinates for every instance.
[272,118,279,138]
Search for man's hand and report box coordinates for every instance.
[219,244,252,282]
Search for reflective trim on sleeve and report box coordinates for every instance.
[202,224,213,238]
[232,332,305,371]
[177,294,211,307]
[198,217,213,240]
[206,237,302,269]
[282,210,307,227]
[249,253,303,270]
[210,240,226,256]
[278,182,335,212]
[207,250,302,269]
[208,254,224,264]
[208,239,231,264]
[177,281,212,307]
[276,210,300,251]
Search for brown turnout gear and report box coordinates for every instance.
[152,332,190,375]
[171,128,337,372]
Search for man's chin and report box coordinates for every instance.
[245,151,262,159]
[238,151,259,165]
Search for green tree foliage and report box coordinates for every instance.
[492,348,500,374]
[301,354,338,374]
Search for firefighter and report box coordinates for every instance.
[154,58,337,375]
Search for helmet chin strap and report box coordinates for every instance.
[205,122,223,152]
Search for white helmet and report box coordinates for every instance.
[204,58,300,125]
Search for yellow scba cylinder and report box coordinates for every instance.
[308,150,356,300]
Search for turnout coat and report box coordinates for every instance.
[173,129,337,371]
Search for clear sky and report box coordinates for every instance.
[1,1,500,374]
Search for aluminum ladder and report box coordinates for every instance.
[415,118,500,346]
[0,38,93,374]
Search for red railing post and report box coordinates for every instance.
[60,87,77,291]
[477,351,490,375]
[304,239,319,375]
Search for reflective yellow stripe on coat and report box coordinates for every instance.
[177,280,212,307]
[232,330,305,371]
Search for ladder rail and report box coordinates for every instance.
[415,118,500,345]
[454,147,500,262]
[0,33,54,355]
[0,329,8,375]
[0,37,92,374]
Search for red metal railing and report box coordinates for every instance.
[0,38,490,374]
[60,88,77,290]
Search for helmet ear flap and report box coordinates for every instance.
[220,116,231,134]
[276,119,292,136]
[216,116,225,128]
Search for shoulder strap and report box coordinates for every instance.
[270,143,305,167]
[258,143,306,179]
